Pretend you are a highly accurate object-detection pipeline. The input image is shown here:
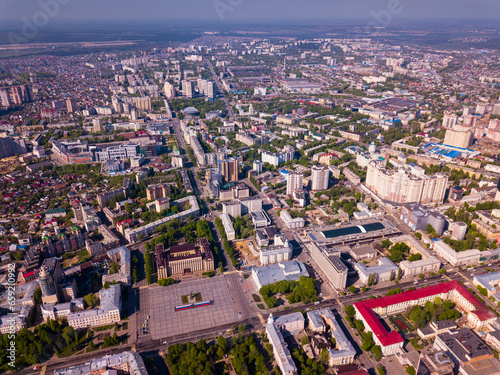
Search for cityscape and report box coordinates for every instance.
[1,1,500,375]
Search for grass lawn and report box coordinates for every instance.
[252,294,262,303]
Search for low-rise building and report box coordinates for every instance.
[307,308,356,366]
[252,260,309,290]
[67,284,121,329]
[355,257,399,284]
[280,210,305,229]
[221,213,236,240]
[432,239,480,267]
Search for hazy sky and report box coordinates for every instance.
[0,0,498,23]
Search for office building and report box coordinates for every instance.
[400,203,447,235]
[355,257,399,284]
[416,352,454,375]
[444,127,474,149]
[219,158,239,183]
[311,165,329,191]
[286,172,303,196]
[252,260,309,290]
[280,210,305,229]
[432,239,480,267]
[366,162,448,204]
[309,243,347,290]
[249,210,271,228]
[221,213,236,240]
[156,238,214,278]
[67,284,121,329]
[354,281,497,356]
[102,246,131,285]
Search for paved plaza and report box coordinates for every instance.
[149,275,240,339]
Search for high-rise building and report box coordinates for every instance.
[219,158,239,183]
[66,99,77,113]
[11,86,23,105]
[253,160,263,174]
[444,127,473,149]
[20,84,32,103]
[164,82,176,99]
[0,88,11,107]
[39,265,56,297]
[207,81,215,99]
[182,80,193,98]
[287,172,303,195]
[442,112,458,129]
[0,137,15,159]
[311,165,329,191]
[366,162,448,204]
[93,118,103,133]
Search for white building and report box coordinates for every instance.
[252,260,309,290]
[307,309,356,366]
[41,299,84,321]
[102,246,131,285]
[311,165,329,191]
[260,234,293,265]
[55,351,148,375]
[432,239,480,267]
[67,284,121,329]
[355,258,399,284]
[266,318,299,375]
[280,210,305,229]
[221,213,236,240]
[286,172,303,195]
[124,195,199,242]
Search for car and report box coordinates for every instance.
[33,366,41,370]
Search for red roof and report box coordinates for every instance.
[22,271,35,278]
[353,280,496,347]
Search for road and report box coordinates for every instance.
[203,57,235,120]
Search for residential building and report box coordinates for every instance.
[55,351,148,375]
[307,309,356,366]
[444,127,474,149]
[286,172,303,195]
[366,162,448,204]
[311,165,329,191]
[219,158,239,182]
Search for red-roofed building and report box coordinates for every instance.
[353,281,497,356]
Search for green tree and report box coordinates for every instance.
[84,293,99,308]
[344,305,355,318]
[320,349,330,364]
[377,366,386,375]
[406,366,416,375]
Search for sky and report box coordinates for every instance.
[0,0,498,24]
